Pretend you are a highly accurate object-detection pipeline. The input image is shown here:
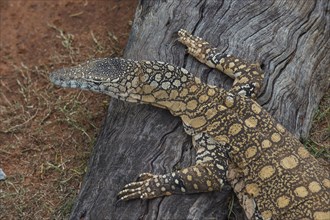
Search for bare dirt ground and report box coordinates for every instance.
[0,0,137,218]
[0,0,328,219]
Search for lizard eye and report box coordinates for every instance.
[94,80,102,86]
[88,78,103,86]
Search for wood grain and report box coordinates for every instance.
[70,0,329,219]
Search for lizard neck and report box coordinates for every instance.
[142,76,226,122]
[135,76,198,114]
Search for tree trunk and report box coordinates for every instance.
[70,0,329,219]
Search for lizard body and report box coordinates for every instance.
[50,30,329,219]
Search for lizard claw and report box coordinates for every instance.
[117,173,157,201]
[137,172,154,181]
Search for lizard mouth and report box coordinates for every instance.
[49,69,78,88]
[50,69,97,90]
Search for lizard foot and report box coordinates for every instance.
[178,29,214,66]
[117,173,172,201]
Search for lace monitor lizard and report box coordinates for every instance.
[49,29,329,220]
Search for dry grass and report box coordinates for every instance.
[0,23,123,219]
[306,92,330,161]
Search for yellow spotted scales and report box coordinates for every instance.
[49,29,329,220]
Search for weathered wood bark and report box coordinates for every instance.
[71,0,329,219]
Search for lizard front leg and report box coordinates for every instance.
[117,161,224,201]
[118,130,231,201]
[178,29,264,99]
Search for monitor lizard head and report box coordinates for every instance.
[50,57,150,102]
